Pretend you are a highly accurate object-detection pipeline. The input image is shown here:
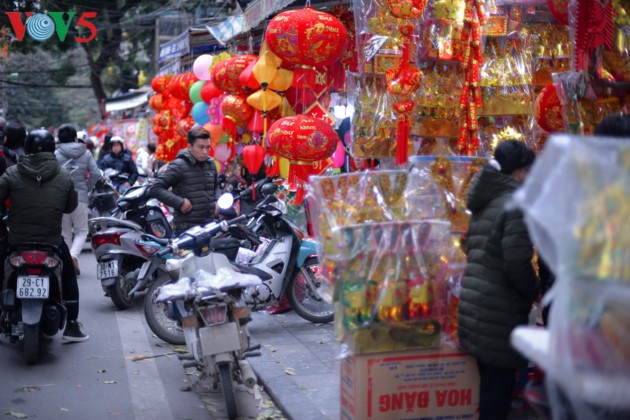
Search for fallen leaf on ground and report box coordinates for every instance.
[97,369,106,373]
[60,408,70,412]
[21,386,40,392]
[104,380,117,384]
[268,346,278,352]
[283,368,295,376]
[316,339,327,344]
[298,384,307,390]
[4,411,28,418]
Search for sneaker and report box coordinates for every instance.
[72,257,80,276]
[62,320,89,343]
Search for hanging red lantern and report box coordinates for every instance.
[151,75,171,94]
[242,145,266,199]
[211,54,258,94]
[534,84,565,133]
[239,60,262,91]
[150,94,164,111]
[547,0,569,25]
[268,116,338,163]
[221,94,254,157]
[265,8,348,88]
[167,73,198,100]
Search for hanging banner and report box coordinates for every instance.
[158,31,189,64]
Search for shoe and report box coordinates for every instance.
[72,257,80,276]
[62,320,89,343]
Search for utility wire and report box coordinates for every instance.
[0,79,92,88]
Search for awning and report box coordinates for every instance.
[105,90,150,112]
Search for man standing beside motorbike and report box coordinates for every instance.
[149,126,219,235]
[0,129,89,342]
[98,136,138,193]
[55,124,100,276]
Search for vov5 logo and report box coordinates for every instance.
[5,11,97,43]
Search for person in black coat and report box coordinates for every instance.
[98,136,138,193]
[149,126,219,234]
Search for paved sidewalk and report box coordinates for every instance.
[248,311,544,420]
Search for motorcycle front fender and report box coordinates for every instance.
[21,299,45,325]
[101,278,116,288]
[296,239,318,268]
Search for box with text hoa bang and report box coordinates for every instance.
[340,345,479,420]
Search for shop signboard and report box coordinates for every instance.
[340,345,479,420]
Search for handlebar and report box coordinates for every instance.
[156,214,248,257]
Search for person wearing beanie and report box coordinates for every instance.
[55,123,100,275]
[457,139,540,420]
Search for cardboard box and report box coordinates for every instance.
[341,345,479,420]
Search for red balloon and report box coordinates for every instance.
[200,81,223,104]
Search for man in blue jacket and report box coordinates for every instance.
[98,136,138,193]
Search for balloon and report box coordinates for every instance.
[191,102,210,125]
[235,142,244,155]
[200,81,223,104]
[202,123,224,147]
[213,143,231,162]
[193,54,214,80]
[279,157,290,179]
[332,140,345,168]
[189,80,205,104]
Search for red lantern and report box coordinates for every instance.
[151,75,171,94]
[239,60,261,91]
[534,84,565,133]
[221,94,254,157]
[242,145,266,199]
[266,8,348,88]
[150,94,164,111]
[211,55,257,94]
[268,115,338,187]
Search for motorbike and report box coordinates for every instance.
[143,183,333,346]
[154,215,263,419]
[0,243,66,364]
[88,184,173,310]
[88,169,118,219]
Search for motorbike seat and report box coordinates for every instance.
[231,263,273,280]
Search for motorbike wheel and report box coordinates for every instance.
[144,274,185,345]
[107,268,135,310]
[287,257,334,324]
[218,363,237,419]
[23,324,40,365]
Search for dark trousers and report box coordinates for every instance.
[0,240,79,321]
[477,361,517,420]
[59,241,79,321]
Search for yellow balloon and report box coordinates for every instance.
[247,89,282,111]
[253,52,278,84]
[269,69,293,92]
[214,159,221,173]
[279,157,290,179]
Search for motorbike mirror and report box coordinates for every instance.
[217,193,234,210]
[261,183,278,198]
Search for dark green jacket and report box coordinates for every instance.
[457,166,540,368]
[0,152,78,246]
[149,148,218,229]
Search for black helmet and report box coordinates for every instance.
[25,129,55,154]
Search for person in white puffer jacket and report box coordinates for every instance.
[55,124,100,275]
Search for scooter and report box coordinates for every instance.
[154,215,261,419]
[88,184,172,310]
[88,170,118,219]
[0,243,66,364]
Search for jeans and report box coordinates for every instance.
[477,361,517,420]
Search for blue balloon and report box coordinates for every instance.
[191,102,210,125]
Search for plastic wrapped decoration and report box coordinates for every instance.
[513,135,630,420]
[479,37,533,117]
[347,73,398,158]
[602,0,630,82]
[526,23,572,88]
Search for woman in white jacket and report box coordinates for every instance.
[55,124,100,275]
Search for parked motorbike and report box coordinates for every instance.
[88,170,118,219]
[0,243,66,364]
[88,184,172,310]
[154,215,261,419]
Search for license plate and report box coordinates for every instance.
[97,261,118,279]
[17,276,49,299]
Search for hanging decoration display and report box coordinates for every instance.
[265,7,348,89]
[211,54,258,94]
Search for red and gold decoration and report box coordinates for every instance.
[242,144,266,198]
[268,115,338,202]
[573,0,614,70]
[211,54,258,94]
[533,84,565,133]
[548,0,569,25]
[265,7,348,88]
[221,94,254,157]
